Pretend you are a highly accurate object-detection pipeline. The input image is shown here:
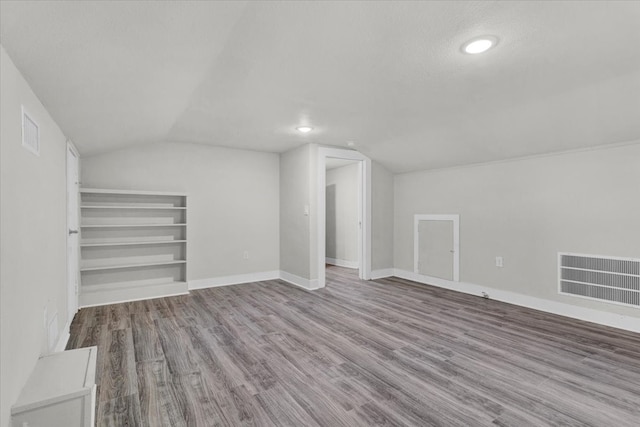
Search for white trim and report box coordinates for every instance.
[53,319,71,352]
[279,270,321,290]
[189,271,280,290]
[414,214,460,282]
[557,251,640,262]
[66,141,80,326]
[370,268,395,280]
[318,147,372,289]
[393,269,640,334]
[325,258,359,269]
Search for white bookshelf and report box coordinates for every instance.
[79,188,188,306]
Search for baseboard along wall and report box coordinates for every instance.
[391,269,640,334]
[189,271,280,290]
[70,267,638,335]
[325,257,359,269]
[278,271,321,290]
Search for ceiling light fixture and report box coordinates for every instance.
[462,36,498,54]
[296,126,313,133]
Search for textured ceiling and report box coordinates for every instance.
[1,1,639,173]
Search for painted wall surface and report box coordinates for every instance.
[81,142,280,279]
[1,46,70,427]
[372,161,394,271]
[326,163,359,264]
[279,144,314,279]
[394,142,640,318]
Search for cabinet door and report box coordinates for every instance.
[418,219,454,281]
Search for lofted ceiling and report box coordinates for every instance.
[1,1,639,173]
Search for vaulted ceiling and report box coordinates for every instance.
[2,1,639,173]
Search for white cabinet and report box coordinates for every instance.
[79,188,188,306]
[11,347,97,427]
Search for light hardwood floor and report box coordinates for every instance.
[67,266,640,426]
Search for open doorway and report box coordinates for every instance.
[317,147,371,288]
[325,158,360,270]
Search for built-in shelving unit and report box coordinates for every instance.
[79,188,188,306]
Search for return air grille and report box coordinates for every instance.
[21,106,39,156]
[559,253,640,308]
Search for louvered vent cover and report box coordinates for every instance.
[559,253,640,308]
[21,106,39,155]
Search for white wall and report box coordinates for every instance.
[394,142,640,319]
[326,163,359,266]
[371,161,394,272]
[279,144,315,281]
[81,142,280,281]
[1,46,70,427]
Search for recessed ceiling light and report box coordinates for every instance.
[296,126,313,133]
[462,36,498,54]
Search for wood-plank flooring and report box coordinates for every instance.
[67,266,640,426]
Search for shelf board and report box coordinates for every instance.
[81,223,186,228]
[81,188,187,197]
[80,260,186,272]
[81,240,186,248]
[81,205,186,210]
[82,280,187,294]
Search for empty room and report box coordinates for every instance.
[1,1,640,426]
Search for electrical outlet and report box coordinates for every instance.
[495,256,504,268]
[243,251,249,260]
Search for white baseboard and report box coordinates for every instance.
[80,281,189,307]
[53,319,71,353]
[279,270,321,290]
[188,270,323,292]
[393,269,640,334]
[370,268,395,280]
[189,270,280,290]
[325,257,359,269]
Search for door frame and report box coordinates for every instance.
[317,147,371,288]
[66,141,80,322]
[414,214,460,282]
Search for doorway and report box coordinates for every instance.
[317,147,371,288]
[414,214,460,282]
[325,158,360,270]
[66,142,80,322]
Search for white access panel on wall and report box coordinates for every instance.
[414,214,460,282]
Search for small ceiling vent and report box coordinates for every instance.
[559,253,640,308]
[21,106,40,156]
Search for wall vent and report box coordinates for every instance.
[559,253,640,308]
[21,106,40,156]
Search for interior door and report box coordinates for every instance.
[414,214,459,281]
[418,220,454,280]
[67,145,80,321]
